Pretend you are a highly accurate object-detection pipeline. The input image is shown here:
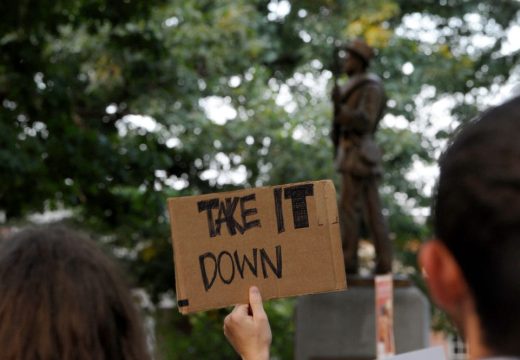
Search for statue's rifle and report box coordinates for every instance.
[331,42,342,157]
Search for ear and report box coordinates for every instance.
[419,240,470,314]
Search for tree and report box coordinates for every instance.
[1,0,519,358]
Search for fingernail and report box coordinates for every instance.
[250,286,259,294]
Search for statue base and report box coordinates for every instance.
[294,275,430,360]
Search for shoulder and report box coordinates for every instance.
[348,73,383,93]
[360,74,385,98]
[365,73,382,83]
[362,73,384,88]
[358,76,384,97]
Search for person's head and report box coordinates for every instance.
[0,224,150,360]
[343,39,373,76]
[421,95,520,356]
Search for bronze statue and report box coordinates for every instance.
[331,39,392,274]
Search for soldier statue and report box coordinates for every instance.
[331,39,392,274]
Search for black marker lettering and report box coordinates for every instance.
[274,188,285,233]
[199,246,282,291]
[234,248,258,278]
[215,197,244,236]
[199,252,218,291]
[240,194,261,231]
[217,251,235,284]
[284,184,313,229]
[260,245,282,279]
[198,199,219,237]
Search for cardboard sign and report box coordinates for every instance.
[375,274,395,358]
[167,180,346,314]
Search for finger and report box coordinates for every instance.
[231,303,250,317]
[248,286,266,318]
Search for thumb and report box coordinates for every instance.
[249,286,266,318]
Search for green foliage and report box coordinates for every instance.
[156,309,238,360]
[1,0,520,358]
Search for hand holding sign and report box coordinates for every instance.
[168,180,346,313]
[223,286,272,360]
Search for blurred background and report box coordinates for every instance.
[1,0,519,358]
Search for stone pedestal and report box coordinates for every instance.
[295,278,430,360]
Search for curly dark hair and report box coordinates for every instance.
[0,225,150,360]
[434,95,520,355]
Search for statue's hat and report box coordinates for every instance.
[345,39,374,63]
